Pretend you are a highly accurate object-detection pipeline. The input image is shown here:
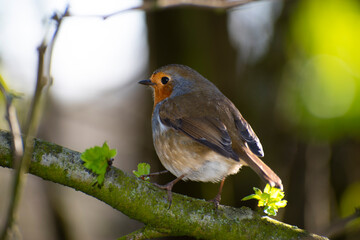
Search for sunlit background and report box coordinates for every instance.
[0,0,359,239]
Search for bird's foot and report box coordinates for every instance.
[153,182,174,209]
[152,174,185,209]
[208,177,225,209]
[208,194,221,209]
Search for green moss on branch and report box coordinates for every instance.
[0,130,328,240]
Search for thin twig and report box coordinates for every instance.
[23,5,69,135]
[152,0,257,8]
[0,82,23,165]
[0,6,69,240]
[139,170,169,180]
[321,208,360,238]
[69,0,257,19]
[0,81,24,240]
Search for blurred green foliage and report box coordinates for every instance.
[278,0,360,140]
[340,182,360,229]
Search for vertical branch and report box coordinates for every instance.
[0,5,69,240]
[0,84,24,240]
[0,82,23,165]
[23,5,69,135]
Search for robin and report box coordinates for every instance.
[139,64,283,208]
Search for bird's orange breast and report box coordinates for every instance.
[153,84,173,107]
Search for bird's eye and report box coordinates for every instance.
[161,76,169,85]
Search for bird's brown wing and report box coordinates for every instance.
[225,100,282,189]
[234,116,264,157]
[220,98,264,157]
[159,102,239,161]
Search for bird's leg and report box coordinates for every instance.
[139,170,169,180]
[153,174,185,208]
[209,177,226,209]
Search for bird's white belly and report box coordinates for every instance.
[153,122,242,182]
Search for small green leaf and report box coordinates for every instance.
[242,183,287,216]
[242,194,260,201]
[264,206,277,216]
[254,187,262,196]
[81,142,117,186]
[133,163,151,181]
[264,184,271,193]
[0,75,23,100]
[276,200,288,208]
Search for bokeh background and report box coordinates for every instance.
[0,0,359,239]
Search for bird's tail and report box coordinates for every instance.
[241,150,283,190]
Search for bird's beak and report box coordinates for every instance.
[138,79,156,86]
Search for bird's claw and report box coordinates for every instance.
[153,182,173,209]
[208,194,221,209]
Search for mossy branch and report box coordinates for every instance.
[117,226,169,240]
[0,130,328,240]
